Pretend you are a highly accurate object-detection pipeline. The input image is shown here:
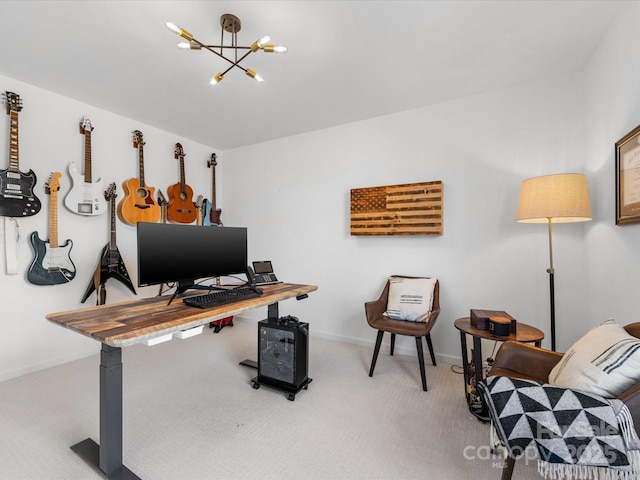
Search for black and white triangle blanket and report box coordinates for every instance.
[478,376,640,480]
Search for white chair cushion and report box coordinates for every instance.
[383,276,437,322]
[548,318,640,398]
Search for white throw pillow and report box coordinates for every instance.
[548,318,640,398]
[383,276,437,322]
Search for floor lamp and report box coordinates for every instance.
[516,173,592,351]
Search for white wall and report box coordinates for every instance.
[584,2,640,331]
[225,73,589,360]
[0,76,224,381]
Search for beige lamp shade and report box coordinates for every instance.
[516,173,592,224]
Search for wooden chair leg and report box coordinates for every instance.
[390,333,396,356]
[369,330,384,377]
[425,334,436,366]
[415,336,428,391]
[501,455,515,480]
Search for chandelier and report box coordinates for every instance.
[165,13,287,85]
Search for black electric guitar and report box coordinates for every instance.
[0,91,41,217]
[81,182,136,304]
[27,173,76,285]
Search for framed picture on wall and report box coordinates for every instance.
[616,123,640,225]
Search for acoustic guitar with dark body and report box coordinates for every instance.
[81,182,136,304]
[166,143,197,224]
[0,91,41,217]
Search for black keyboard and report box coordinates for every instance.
[183,288,261,309]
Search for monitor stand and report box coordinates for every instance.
[166,280,223,306]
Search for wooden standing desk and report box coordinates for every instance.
[46,283,317,480]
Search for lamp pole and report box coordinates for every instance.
[546,217,556,352]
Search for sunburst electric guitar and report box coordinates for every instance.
[157,190,168,224]
[64,117,106,215]
[166,143,197,224]
[203,153,222,226]
[27,173,76,285]
[0,91,41,217]
[196,195,204,226]
[117,130,160,225]
[81,182,136,304]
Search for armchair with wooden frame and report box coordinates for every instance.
[487,322,640,480]
[364,276,440,392]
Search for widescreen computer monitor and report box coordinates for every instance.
[136,222,248,294]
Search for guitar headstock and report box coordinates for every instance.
[132,130,145,148]
[104,182,117,201]
[196,195,203,208]
[174,143,185,161]
[207,152,217,168]
[157,190,167,206]
[45,172,62,195]
[80,117,94,134]
[3,91,22,115]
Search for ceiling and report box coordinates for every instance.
[0,1,625,150]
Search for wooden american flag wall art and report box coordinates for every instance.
[350,180,443,236]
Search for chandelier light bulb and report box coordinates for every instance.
[165,22,180,33]
[245,69,264,82]
[264,44,287,53]
[251,35,271,52]
[176,42,191,49]
[165,21,193,41]
[210,73,224,85]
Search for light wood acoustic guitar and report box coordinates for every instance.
[117,130,160,225]
[64,117,107,216]
[81,182,136,304]
[166,143,197,224]
[0,91,41,217]
[27,172,76,285]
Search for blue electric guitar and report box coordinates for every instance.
[0,91,41,217]
[27,172,76,285]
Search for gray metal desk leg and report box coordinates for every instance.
[71,344,139,479]
[239,301,280,368]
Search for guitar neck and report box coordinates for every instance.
[179,158,186,193]
[212,163,217,210]
[8,110,19,172]
[109,197,117,250]
[49,189,59,249]
[84,131,92,183]
[138,144,146,188]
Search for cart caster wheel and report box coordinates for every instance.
[252,383,260,389]
[287,394,295,401]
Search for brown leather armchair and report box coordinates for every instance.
[365,276,440,391]
[487,322,640,479]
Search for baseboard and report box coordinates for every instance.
[0,346,99,383]
[232,315,462,366]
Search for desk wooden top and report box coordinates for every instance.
[454,317,544,344]
[46,283,317,347]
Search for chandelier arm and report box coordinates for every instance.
[190,36,255,73]
[200,45,252,50]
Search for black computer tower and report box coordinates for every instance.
[257,317,309,393]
